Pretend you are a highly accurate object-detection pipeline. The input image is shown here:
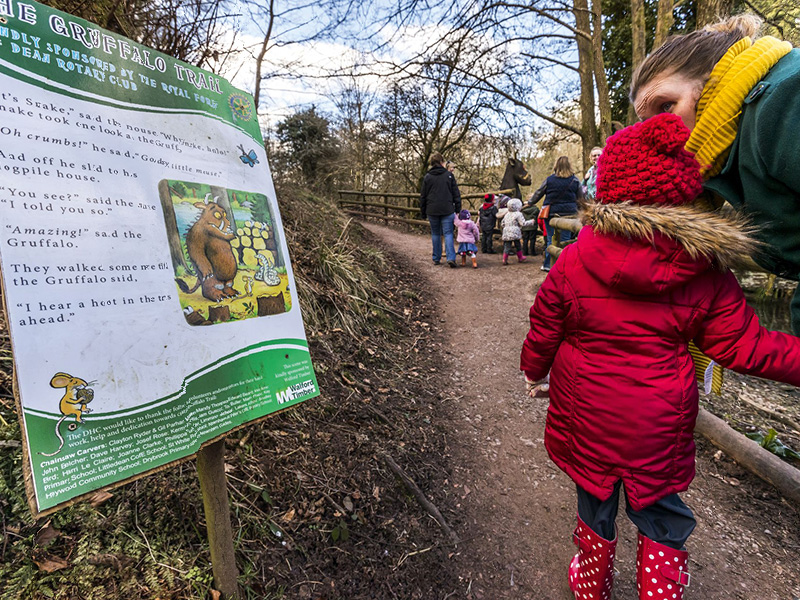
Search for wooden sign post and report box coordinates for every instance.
[197,439,240,599]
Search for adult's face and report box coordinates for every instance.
[590,151,602,165]
[633,72,705,130]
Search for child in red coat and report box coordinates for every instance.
[520,113,800,600]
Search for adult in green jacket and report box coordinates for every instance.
[631,14,800,334]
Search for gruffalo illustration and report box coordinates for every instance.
[176,194,240,302]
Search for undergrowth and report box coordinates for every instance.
[0,189,449,599]
[281,188,391,342]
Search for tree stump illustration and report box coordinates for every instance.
[184,306,212,326]
[257,294,285,316]
[208,305,231,322]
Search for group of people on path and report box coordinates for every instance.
[423,13,800,600]
[478,194,540,265]
[420,151,590,270]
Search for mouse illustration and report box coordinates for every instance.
[243,276,254,297]
[39,373,95,457]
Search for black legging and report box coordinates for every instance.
[481,230,494,253]
[577,481,696,549]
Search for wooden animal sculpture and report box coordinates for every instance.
[176,194,239,302]
[500,157,532,199]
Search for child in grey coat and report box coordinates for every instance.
[501,198,536,265]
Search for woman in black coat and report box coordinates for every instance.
[420,152,462,267]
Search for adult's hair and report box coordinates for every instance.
[553,156,574,178]
[590,146,603,155]
[630,14,763,103]
[429,152,444,167]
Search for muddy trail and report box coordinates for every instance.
[363,223,800,600]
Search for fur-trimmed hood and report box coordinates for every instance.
[577,201,760,295]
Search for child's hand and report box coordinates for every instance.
[525,374,550,398]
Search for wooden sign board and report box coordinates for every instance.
[0,0,319,516]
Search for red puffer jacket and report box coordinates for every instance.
[520,201,800,510]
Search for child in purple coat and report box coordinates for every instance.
[454,209,481,268]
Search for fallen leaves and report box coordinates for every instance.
[32,551,69,573]
[281,508,297,522]
[87,554,132,569]
[342,496,354,513]
[34,521,60,548]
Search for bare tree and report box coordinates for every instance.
[574,0,599,163]
[373,53,493,192]
[44,0,238,69]
[331,79,377,190]
[628,0,647,123]
[252,0,276,109]
[241,0,361,115]
[418,0,611,168]
[697,0,733,27]
[592,0,613,143]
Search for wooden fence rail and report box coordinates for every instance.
[337,188,515,228]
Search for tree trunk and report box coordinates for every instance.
[695,409,800,508]
[257,293,286,315]
[697,0,733,28]
[628,0,647,124]
[252,0,275,111]
[592,0,612,145]
[157,179,190,273]
[573,0,598,170]
[653,0,675,49]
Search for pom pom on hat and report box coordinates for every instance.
[595,113,703,206]
[484,193,495,203]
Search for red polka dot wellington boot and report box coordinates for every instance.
[568,516,617,600]
[636,532,690,600]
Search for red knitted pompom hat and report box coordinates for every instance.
[595,113,703,205]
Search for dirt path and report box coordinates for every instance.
[363,223,800,600]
